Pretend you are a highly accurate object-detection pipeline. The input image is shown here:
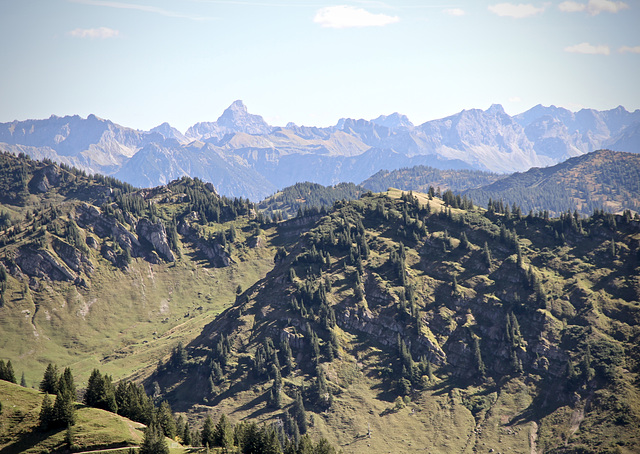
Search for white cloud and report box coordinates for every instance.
[443,8,465,16]
[558,0,629,15]
[619,45,640,54]
[558,1,585,12]
[488,3,547,18]
[509,96,522,103]
[564,42,610,55]
[313,5,399,28]
[68,27,120,39]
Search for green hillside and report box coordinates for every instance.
[2,151,639,453]
[258,182,365,220]
[0,380,146,453]
[0,152,282,386]
[149,188,640,453]
[361,165,502,194]
[464,149,640,216]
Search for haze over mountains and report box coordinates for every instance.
[1,101,638,200]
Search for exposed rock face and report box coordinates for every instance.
[178,220,231,267]
[75,203,141,254]
[52,238,94,275]
[136,218,175,262]
[29,165,61,193]
[14,246,76,282]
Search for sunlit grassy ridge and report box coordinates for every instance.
[149,188,640,453]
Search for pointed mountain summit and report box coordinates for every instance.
[149,122,188,144]
[371,112,414,129]
[185,100,273,141]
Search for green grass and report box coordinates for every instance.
[0,226,279,387]
[0,380,144,453]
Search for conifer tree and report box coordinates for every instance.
[183,422,192,446]
[40,363,59,394]
[140,420,169,454]
[39,393,54,430]
[157,401,176,438]
[201,414,215,448]
[213,413,234,448]
[482,242,492,268]
[52,388,76,428]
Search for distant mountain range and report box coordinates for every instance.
[1,101,638,200]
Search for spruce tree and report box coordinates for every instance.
[157,401,176,438]
[39,393,54,430]
[52,388,76,428]
[201,414,215,448]
[140,421,169,454]
[213,414,234,448]
[40,363,59,394]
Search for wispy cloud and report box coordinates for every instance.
[558,0,629,15]
[68,27,120,39]
[619,45,640,54]
[69,0,214,21]
[443,8,465,16]
[565,42,610,55]
[488,3,547,18]
[313,5,399,28]
[509,96,522,103]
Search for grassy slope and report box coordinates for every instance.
[0,228,278,387]
[152,188,640,454]
[0,380,146,453]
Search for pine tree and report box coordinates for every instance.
[213,413,234,448]
[0,360,16,383]
[58,367,76,400]
[183,422,192,446]
[140,421,170,454]
[482,242,492,268]
[292,390,308,434]
[52,388,76,428]
[20,372,27,387]
[201,414,215,448]
[39,393,54,430]
[472,335,486,379]
[157,401,176,438]
[40,363,59,394]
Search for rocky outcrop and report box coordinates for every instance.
[52,238,94,275]
[75,203,141,254]
[29,165,61,193]
[14,246,76,282]
[178,219,231,267]
[136,219,175,262]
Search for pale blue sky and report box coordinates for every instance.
[1,0,638,131]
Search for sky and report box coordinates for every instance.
[0,0,638,132]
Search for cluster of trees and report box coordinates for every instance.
[39,364,77,430]
[170,176,253,225]
[466,152,640,216]
[362,165,500,194]
[0,359,16,383]
[198,412,335,454]
[258,181,364,220]
[392,337,433,395]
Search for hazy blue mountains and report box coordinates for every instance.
[1,101,638,200]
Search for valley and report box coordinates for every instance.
[1,150,639,453]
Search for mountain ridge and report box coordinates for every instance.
[1,102,639,200]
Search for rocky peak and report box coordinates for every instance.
[371,112,414,129]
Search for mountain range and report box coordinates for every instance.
[1,101,639,200]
